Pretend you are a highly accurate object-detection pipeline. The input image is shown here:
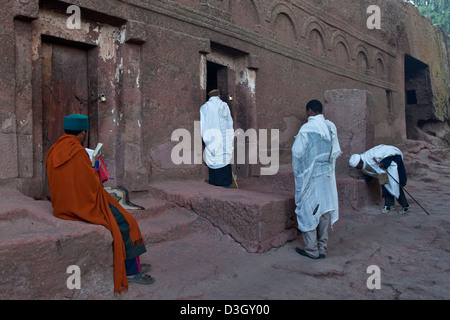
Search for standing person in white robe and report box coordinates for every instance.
[349,145,410,214]
[292,99,341,259]
[200,89,234,187]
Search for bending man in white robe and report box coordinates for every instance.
[292,99,341,259]
[349,145,410,214]
[200,89,234,187]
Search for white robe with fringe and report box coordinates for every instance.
[292,114,342,232]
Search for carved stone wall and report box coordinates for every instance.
[0,0,448,197]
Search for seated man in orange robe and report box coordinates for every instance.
[46,114,154,293]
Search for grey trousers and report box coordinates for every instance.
[302,213,331,258]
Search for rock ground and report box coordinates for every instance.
[0,140,449,301]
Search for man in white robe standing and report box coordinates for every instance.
[292,99,341,259]
[200,89,234,187]
[349,145,410,214]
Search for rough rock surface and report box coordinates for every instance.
[0,140,449,300]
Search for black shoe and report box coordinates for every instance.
[399,205,410,214]
[295,247,320,260]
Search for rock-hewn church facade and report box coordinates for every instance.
[1,0,448,199]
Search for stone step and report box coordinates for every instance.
[146,174,380,253]
[106,189,174,219]
[137,206,199,244]
[0,188,201,298]
[148,180,298,253]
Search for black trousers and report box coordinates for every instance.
[109,204,147,275]
[380,155,409,208]
[208,164,232,186]
[382,186,409,207]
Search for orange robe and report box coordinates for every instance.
[46,134,146,293]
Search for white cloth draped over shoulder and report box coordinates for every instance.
[200,96,234,169]
[292,114,342,232]
[359,144,403,199]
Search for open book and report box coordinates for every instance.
[85,143,103,167]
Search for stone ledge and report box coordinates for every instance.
[148,180,297,253]
[0,187,200,297]
[146,171,379,253]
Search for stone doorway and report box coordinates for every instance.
[41,41,91,152]
[206,61,229,103]
[404,55,433,140]
[41,39,98,197]
[202,44,257,179]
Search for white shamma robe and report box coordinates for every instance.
[292,114,342,232]
[200,96,234,169]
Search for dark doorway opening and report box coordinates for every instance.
[404,55,433,140]
[406,90,417,105]
[206,61,229,103]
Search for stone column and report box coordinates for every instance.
[119,23,148,190]
[324,89,380,208]
[324,89,375,177]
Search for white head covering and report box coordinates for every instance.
[349,154,361,167]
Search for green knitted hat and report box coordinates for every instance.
[63,114,89,131]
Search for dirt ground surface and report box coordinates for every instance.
[1,141,449,302]
[61,141,450,301]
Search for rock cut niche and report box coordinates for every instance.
[357,51,369,74]
[335,41,350,66]
[375,57,385,77]
[308,29,326,57]
[331,32,350,66]
[273,13,297,46]
[229,0,259,30]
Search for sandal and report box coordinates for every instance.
[127,273,155,285]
